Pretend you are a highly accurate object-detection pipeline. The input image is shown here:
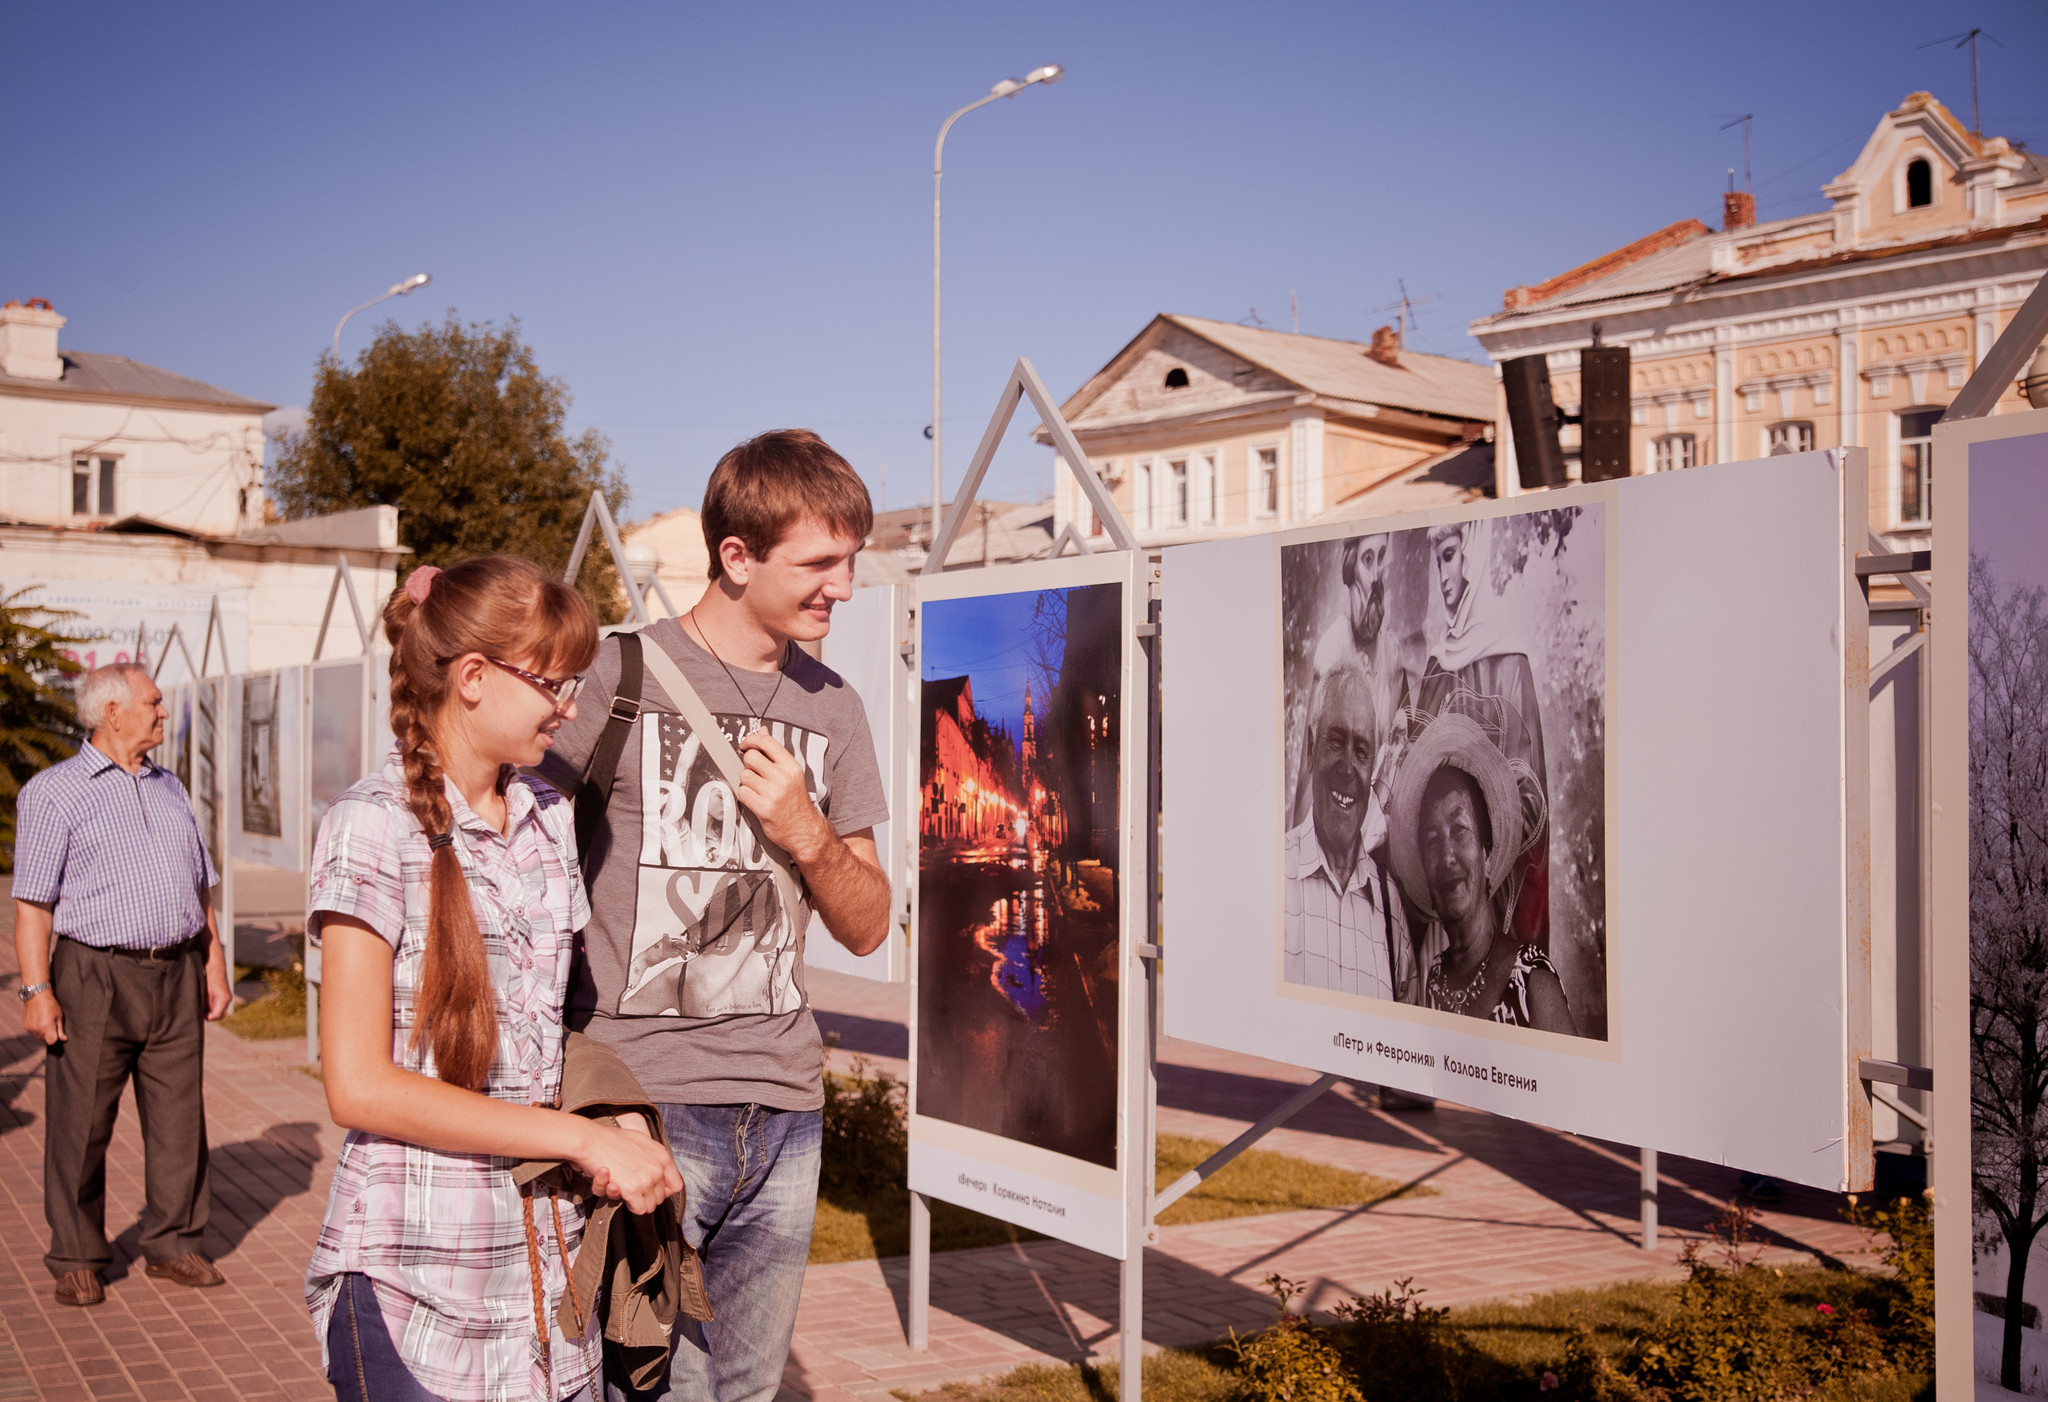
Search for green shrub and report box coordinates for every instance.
[222,961,308,1040]
[1227,1276,1363,1402]
[1330,1276,1458,1397]
[821,1054,908,1197]
[1841,1192,1932,1373]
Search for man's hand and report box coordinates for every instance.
[735,728,832,863]
[204,960,233,1022]
[22,991,65,1046]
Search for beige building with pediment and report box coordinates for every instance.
[1045,314,1497,547]
[1470,92,2047,552]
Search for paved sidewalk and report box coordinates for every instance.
[0,903,1876,1402]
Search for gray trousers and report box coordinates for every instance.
[43,935,210,1277]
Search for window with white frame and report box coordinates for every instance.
[1256,446,1279,517]
[1766,421,1814,456]
[1169,459,1189,526]
[73,454,117,516]
[1653,433,1696,472]
[1200,451,1219,524]
[1897,407,1939,524]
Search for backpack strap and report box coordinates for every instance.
[574,631,644,859]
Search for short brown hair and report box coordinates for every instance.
[701,429,873,581]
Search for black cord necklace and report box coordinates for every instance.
[687,608,790,720]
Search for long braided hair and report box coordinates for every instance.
[382,555,598,1090]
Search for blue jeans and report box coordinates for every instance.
[326,1272,596,1402]
[611,1103,821,1402]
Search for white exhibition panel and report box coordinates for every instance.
[1162,452,1866,1189]
[807,583,904,982]
[907,550,1147,1259]
[229,667,306,870]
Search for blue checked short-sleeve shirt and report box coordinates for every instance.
[12,741,218,949]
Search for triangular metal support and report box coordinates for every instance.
[565,491,669,627]
[150,623,201,686]
[923,358,1136,576]
[1048,521,1096,559]
[312,555,376,661]
[196,595,228,677]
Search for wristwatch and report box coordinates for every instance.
[17,981,51,1003]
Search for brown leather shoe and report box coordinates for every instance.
[144,1253,224,1288]
[53,1269,105,1307]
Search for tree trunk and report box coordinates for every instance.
[2007,1224,2038,1392]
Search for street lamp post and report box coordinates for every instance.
[931,65,1062,548]
[332,272,432,362]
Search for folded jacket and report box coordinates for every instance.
[513,1030,713,1391]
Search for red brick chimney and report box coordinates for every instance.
[1367,324,1402,367]
[1723,190,1755,230]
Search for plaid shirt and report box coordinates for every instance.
[11,740,217,948]
[304,755,599,1402]
[1283,816,1402,1001]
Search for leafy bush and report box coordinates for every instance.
[1632,1207,1809,1401]
[0,587,88,870]
[1842,1192,1932,1373]
[821,1054,908,1197]
[222,962,308,1040]
[1330,1276,1459,1397]
[1227,1276,1362,1402]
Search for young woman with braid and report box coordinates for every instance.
[303,556,682,1402]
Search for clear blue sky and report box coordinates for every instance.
[6,1,2042,521]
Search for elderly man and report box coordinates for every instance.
[13,662,232,1307]
[1283,659,1406,1000]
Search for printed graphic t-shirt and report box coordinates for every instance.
[537,618,889,1109]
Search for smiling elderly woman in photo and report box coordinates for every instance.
[1388,712,1575,1035]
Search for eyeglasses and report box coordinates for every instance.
[485,657,588,708]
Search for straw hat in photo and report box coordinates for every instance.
[1387,711,1525,922]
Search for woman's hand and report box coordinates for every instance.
[570,1115,683,1215]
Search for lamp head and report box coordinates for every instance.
[2023,342,2048,411]
[1025,64,1064,85]
[990,77,1025,98]
[388,272,431,297]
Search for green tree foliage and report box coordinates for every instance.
[270,315,630,620]
[0,588,89,870]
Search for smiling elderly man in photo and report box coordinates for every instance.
[13,662,232,1308]
[1283,658,1406,1000]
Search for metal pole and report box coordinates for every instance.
[217,679,236,998]
[1640,1148,1658,1250]
[931,81,1047,551]
[908,1191,931,1350]
[1120,1252,1144,1402]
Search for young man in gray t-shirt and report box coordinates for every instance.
[539,429,891,1401]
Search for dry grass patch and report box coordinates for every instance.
[221,964,307,1040]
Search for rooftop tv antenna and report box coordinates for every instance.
[1715,114,1754,192]
[1918,28,2002,135]
[1370,279,1445,342]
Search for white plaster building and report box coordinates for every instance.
[0,298,405,675]
[1469,92,2047,554]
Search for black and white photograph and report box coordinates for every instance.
[241,671,282,838]
[1963,428,2048,1389]
[1279,503,1609,1041]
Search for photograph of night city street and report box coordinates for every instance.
[915,581,1124,1168]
